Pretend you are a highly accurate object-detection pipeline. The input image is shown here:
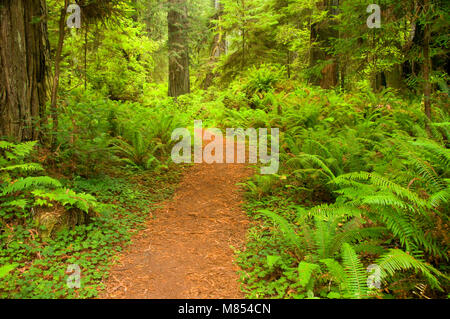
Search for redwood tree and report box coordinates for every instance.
[309,0,339,89]
[168,0,190,97]
[0,0,50,141]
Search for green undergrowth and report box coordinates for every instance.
[235,196,304,298]
[229,65,449,299]
[0,168,181,298]
[236,193,449,299]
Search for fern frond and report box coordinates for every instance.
[314,218,334,258]
[361,193,416,212]
[0,163,43,172]
[320,258,347,290]
[411,138,450,168]
[330,227,388,255]
[377,249,446,290]
[334,172,430,210]
[1,176,62,195]
[341,243,369,299]
[0,141,37,159]
[259,209,303,251]
[302,204,363,221]
[298,261,320,289]
[428,186,450,208]
[294,154,336,180]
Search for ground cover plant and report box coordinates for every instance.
[0,0,448,300]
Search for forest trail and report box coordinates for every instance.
[99,132,253,298]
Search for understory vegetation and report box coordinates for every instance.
[230,71,449,298]
[0,0,448,299]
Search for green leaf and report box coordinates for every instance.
[266,255,281,268]
[0,264,18,279]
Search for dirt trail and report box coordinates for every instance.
[100,135,253,298]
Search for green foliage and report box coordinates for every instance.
[32,189,97,213]
[111,131,161,170]
[244,64,286,96]
[340,243,369,299]
[0,141,97,219]
[233,84,448,299]
[3,0,449,300]
[0,264,17,279]
[0,169,181,298]
[377,249,447,290]
[259,209,303,253]
[297,261,320,293]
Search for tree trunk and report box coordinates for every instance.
[0,0,49,141]
[50,0,69,149]
[242,29,245,70]
[286,49,291,79]
[202,0,227,89]
[309,0,338,89]
[423,0,432,128]
[383,6,406,91]
[210,0,226,58]
[168,0,190,98]
[385,63,404,90]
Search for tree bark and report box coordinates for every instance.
[202,1,227,89]
[50,0,69,148]
[210,0,227,58]
[385,63,404,90]
[423,0,432,127]
[168,0,190,98]
[0,0,50,141]
[309,0,339,89]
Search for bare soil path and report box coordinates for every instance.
[100,136,253,298]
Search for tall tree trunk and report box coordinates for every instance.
[202,0,227,89]
[241,0,246,70]
[423,0,432,129]
[0,0,49,142]
[242,29,245,70]
[309,0,339,89]
[84,26,88,91]
[211,0,226,58]
[383,6,406,91]
[385,64,404,90]
[50,0,69,149]
[168,0,190,98]
[286,49,291,79]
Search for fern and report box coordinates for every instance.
[287,154,336,181]
[331,171,446,259]
[377,249,447,290]
[298,261,321,291]
[334,172,430,210]
[32,189,97,213]
[300,204,363,221]
[329,227,387,256]
[0,163,43,172]
[410,138,450,169]
[428,185,450,208]
[111,129,167,170]
[259,209,303,251]
[0,141,99,219]
[1,176,62,195]
[341,243,369,299]
[320,258,347,291]
[0,140,37,159]
[313,218,335,259]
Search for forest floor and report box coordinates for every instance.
[99,133,253,298]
